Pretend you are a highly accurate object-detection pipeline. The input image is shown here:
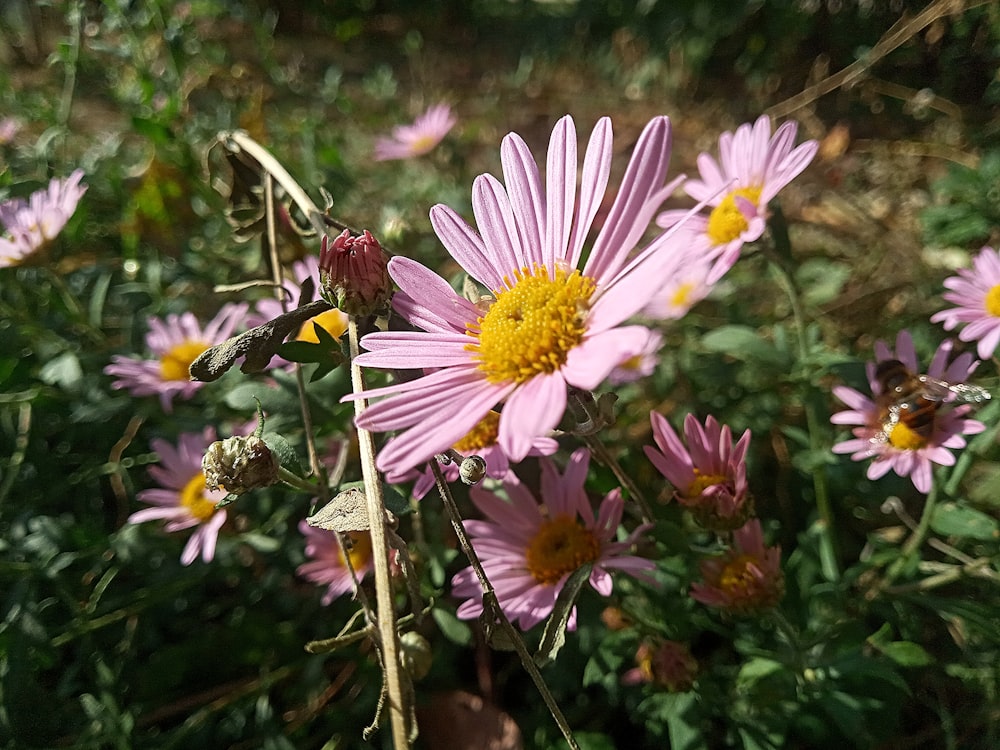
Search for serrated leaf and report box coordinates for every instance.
[534,564,591,667]
[930,502,999,540]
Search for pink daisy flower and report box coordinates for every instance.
[247,256,349,368]
[831,330,986,494]
[396,409,558,500]
[0,170,87,267]
[374,103,457,161]
[644,411,753,531]
[607,328,663,386]
[105,303,248,412]
[641,243,714,320]
[450,448,656,631]
[622,639,699,692]
[657,115,817,283]
[348,114,696,477]
[0,117,21,145]
[690,518,784,614]
[127,427,228,565]
[930,246,1000,360]
[296,520,374,605]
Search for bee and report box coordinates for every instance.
[873,358,990,443]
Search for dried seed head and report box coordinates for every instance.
[202,434,278,495]
[459,455,487,485]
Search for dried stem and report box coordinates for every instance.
[349,318,410,748]
[431,463,580,750]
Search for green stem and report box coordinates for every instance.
[765,222,839,582]
[883,477,941,586]
[276,465,320,495]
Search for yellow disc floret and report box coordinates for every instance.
[683,469,729,499]
[525,514,601,585]
[296,308,349,343]
[706,186,763,245]
[453,411,501,453]
[340,531,373,571]
[469,266,596,384]
[888,421,928,451]
[180,473,219,522]
[985,284,1000,317]
[160,340,210,382]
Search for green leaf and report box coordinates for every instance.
[930,502,999,541]
[534,564,592,667]
[432,608,471,646]
[38,352,82,390]
[879,641,933,667]
[701,325,790,368]
[737,657,785,688]
[262,432,303,476]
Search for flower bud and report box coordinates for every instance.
[318,228,391,317]
[399,631,433,681]
[202,434,279,495]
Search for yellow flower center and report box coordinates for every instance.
[411,134,437,153]
[888,420,928,451]
[296,308,349,344]
[718,553,760,595]
[684,470,729,498]
[453,411,501,453]
[180,473,219,523]
[706,186,763,245]
[468,266,596,384]
[524,513,601,586]
[985,284,1000,317]
[339,531,373,571]
[671,282,696,308]
[160,340,210,382]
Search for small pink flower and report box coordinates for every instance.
[374,103,456,161]
[296,520,374,605]
[931,246,1000,360]
[105,303,248,412]
[0,170,87,267]
[394,410,558,500]
[247,256,349,369]
[641,242,714,320]
[830,330,986,494]
[622,640,698,692]
[690,519,784,614]
[644,411,753,530]
[127,427,228,565]
[347,114,696,478]
[607,328,662,385]
[0,117,21,145]
[657,115,817,283]
[450,449,656,631]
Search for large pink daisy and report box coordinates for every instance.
[930,245,1000,360]
[105,303,247,412]
[657,115,817,283]
[348,114,695,477]
[450,448,655,631]
[127,427,228,565]
[831,331,986,493]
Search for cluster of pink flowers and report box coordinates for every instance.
[117,111,821,623]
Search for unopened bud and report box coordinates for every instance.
[459,455,487,486]
[202,434,278,495]
[318,228,391,317]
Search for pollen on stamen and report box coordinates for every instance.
[467,265,596,385]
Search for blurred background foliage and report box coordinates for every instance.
[2,0,1000,748]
